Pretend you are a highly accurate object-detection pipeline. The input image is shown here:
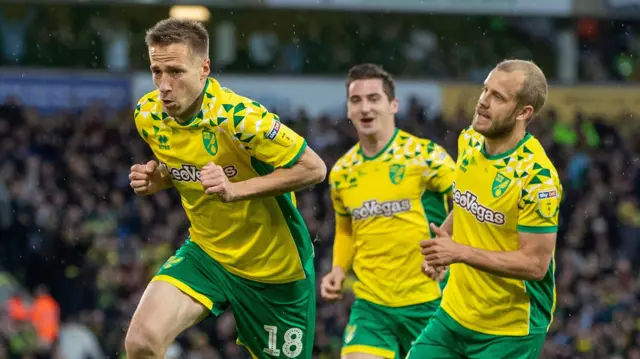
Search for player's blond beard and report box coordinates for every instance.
[475,106,518,140]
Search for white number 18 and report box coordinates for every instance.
[263,325,303,358]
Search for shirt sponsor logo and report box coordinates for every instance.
[162,163,238,182]
[452,184,506,225]
[350,199,411,220]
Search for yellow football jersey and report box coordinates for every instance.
[441,127,561,336]
[329,129,456,307]
[134,78,312,284]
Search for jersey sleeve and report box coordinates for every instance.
[226,100,307,169]
[422,142,456,193]
[517,167,562,233]
[133,97,152,144]
[329,167,350,216]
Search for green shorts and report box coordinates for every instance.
[342,298,439,359]
[407,309,545,359]
[153,240,315,359]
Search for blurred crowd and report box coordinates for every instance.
[0,88,640,359]
[2,3,640,82]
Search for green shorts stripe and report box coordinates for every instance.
[155,239,316,359]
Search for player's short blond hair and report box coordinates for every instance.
[495,59,548,121]
[145,18,209,58]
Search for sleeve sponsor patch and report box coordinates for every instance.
[536,186,559,219]
[266,121,281,140]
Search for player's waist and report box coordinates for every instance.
[352,274,441,307]
[189,235,309,284]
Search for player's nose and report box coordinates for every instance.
[158,80,172,94]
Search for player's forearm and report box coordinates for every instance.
[231,150,327,201]
[332,226,355,271]
[458,246,548,281]
[440,212,454,236]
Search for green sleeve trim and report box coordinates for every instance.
[517,225,558,234]
[441,184,453,194]
[283,140,308,168]
[335,211,351,217]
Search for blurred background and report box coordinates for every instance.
[1,0,640,358]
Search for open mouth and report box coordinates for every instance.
[162,99,175,107]
[476,111,490,120]
[361,117,374,124]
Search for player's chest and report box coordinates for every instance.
[147,126,248,185]
[337,161,424,208]
[453,154,522,222]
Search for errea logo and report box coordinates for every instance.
[158,135,170,150]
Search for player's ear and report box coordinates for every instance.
[516,105,534,122]
[390,98,399,115]
[200,57,211,80]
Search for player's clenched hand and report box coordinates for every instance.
[421,260,448,282]
[201,162,236,202]
[320,267,346,301]
[129,160,165,196]
[421,223,463,267]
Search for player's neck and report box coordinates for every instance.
[483,128,526,157]
[175,88,205,124]
[359,127,396,158]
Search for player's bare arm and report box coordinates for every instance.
[129,160,173,196]
[201,146,326,202]
[421,225,555,281]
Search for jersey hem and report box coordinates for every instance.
[517,225,557,233]
[442,306,535,337]
[355,292,441,308]
[283,140,307,168]
[190,239,307,284]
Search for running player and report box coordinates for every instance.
[410,59,561,359]
[320,63,456,359]
[126,19,326,359]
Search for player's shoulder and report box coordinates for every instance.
[329,145,360,182]
[457,126,483,147]
[397,129,451,162]
[134,90,163,126]
[517,134,561,187]
[215,80,272,120]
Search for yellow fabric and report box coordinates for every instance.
[332,214,355,270]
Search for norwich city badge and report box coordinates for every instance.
[203,129,218,156]
[491,172,511,198]
[389,163,406,185]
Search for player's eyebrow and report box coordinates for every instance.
[150,64,186,72]
[484,83,510,100]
